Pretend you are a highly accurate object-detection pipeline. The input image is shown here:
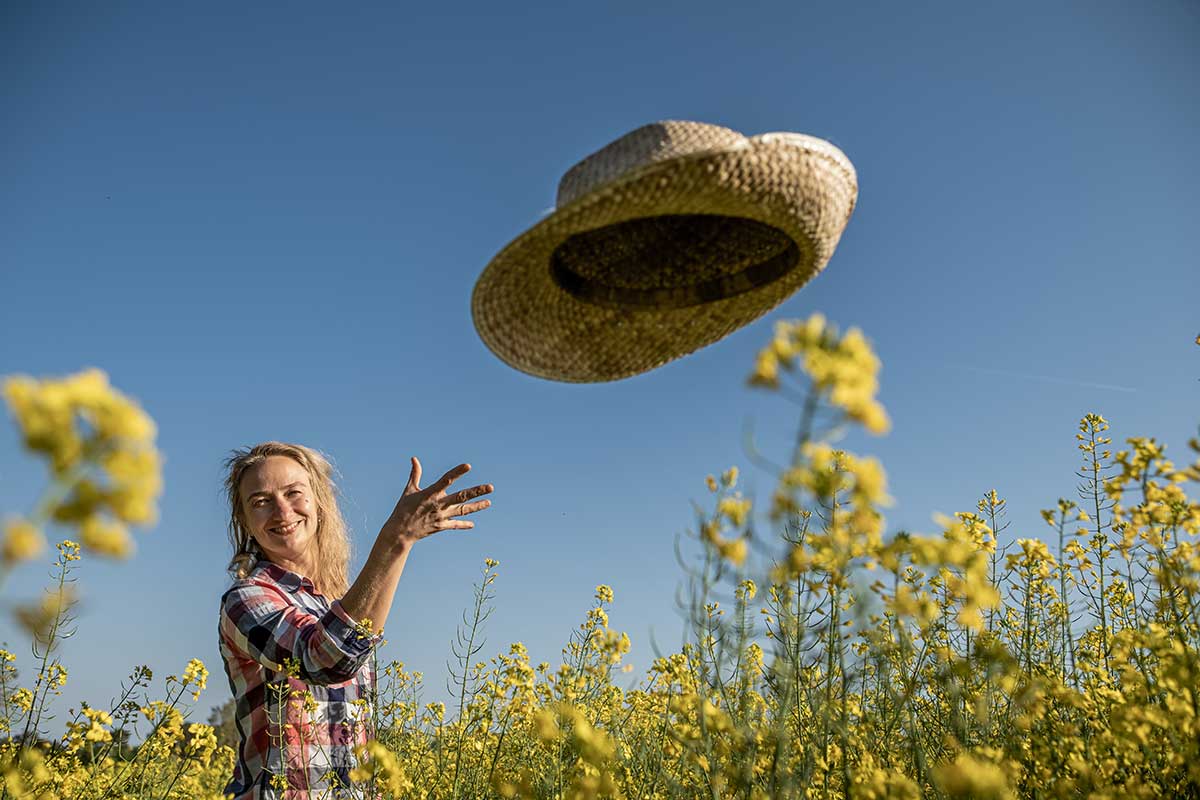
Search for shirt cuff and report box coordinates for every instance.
[327,599,385,649]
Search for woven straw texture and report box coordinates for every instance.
[471,121,857,382]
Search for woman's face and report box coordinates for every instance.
[239,455,319,575]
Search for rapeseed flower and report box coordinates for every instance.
[749,315,891,434]
[351,740,414,795]
[932,752,1015,800]
[1,518,44,564]
[3,369,162,572]
[79,515,134,559]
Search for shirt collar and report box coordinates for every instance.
[251,559,317,593]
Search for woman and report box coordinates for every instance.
[218,442,493,799]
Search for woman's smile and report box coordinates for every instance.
[271,519,304,536]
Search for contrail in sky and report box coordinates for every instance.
[950,365,1139,394]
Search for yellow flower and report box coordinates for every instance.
[721,466,739,488]
[11,687,34,713]
[66,706,115,746]
[351,740,414,795]
[48,663,67,693]
[102,447,163,524]
[717,537,747,566]
[424,701,445,723]
[890,585,940,626]
[181,658,209,700]
[80,515,134,558]
[717,495,752,527]
[532,708,560,741]
[748,349,780,388]
[50,478,105,523]
[84,708,113,740]
[856,401,892,435]
[931,753,1015,800]
[107,483,159,526]
[4,369,163,536]
[57,539,81,562]
[2,517,44,563]
[957,605,985,631]
[751,315,891,436]
[850,455,892,507]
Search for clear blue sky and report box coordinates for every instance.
[2,1,1197,727]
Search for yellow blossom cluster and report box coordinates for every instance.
[1,656,231,800]
[351,739,415,795]
[2,369,162,564]
[698,467,752,565]
[748,315,891,435]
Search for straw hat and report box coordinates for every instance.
[471,120,857,382]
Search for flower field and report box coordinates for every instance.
[2,318,1198,799]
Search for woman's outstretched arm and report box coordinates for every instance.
[340,458,492,634]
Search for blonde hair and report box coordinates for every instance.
[223,442,351,598]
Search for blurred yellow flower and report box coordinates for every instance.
[2,517,44,564]
[3,368,162,582]
[80,515,134,559]
[351,740,414,795]
[532,708,560,741]
[717,537,747,566]
[748,349,780,388]
[721,466,739,488]
[751,315,891,434]
[717,495,752,527]
[931,752,1015,800]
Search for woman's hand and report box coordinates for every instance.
[381,457,493,549]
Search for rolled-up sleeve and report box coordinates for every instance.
[220,580,378,686]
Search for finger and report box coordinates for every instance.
[446,498,491,517]
[436,519,476,531]
[430,463,472,495]
[443,484,494,506]
[404,457,422,495]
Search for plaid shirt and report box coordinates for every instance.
[219,560,382,799]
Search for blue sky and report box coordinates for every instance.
[2,1,1197,727]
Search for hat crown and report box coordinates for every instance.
[556,120,747,208]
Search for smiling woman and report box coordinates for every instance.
[218,442,493,800]
[227,446,351,597]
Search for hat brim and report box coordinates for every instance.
[471,136,857,383]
